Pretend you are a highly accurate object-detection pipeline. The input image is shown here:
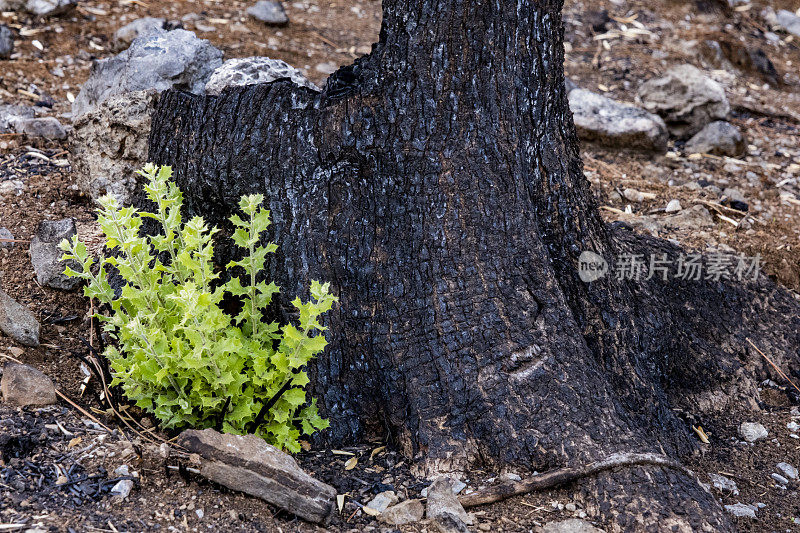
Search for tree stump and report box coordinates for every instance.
[144,0,800,529]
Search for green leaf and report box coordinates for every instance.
[75,164,336,452]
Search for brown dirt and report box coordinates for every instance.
[2,0,800,531]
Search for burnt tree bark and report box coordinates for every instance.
[144,0,800,530]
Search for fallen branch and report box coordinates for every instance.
[458,452,694,508]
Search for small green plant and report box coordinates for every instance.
[61,164,335,452]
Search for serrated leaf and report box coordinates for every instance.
[73,164,336,453]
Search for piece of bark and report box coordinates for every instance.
[177,429,336,524]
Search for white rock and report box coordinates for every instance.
[724,503,756,518]
[24,0,75,16]
[569,89,668,152]
[247,0,288,25]
[771,473,789,485]
[777,462,798,480]
[205,57,319,95]
[665,199,682,212]
[709,473,739,495]
[366,491,398,513]
[775,9,800,38]
[111,479,134,499]
[738,422,768,442]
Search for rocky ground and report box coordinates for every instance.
[1,0,800,531]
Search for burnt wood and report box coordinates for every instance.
[146,0,800,529]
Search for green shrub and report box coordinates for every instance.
[61,164,335,452]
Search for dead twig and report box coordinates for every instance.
[311,30,340,50]
[458,452,693,508]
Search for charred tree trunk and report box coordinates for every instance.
[144,0,800,529]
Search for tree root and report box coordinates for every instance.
[458,452,696,508]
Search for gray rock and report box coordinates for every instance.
[177,429,336,524]
[1,363,55,405]
[30,218,80,290]
[775,10,800,38]
[663,205,715,230]
[72,29,222,118]
[0,24,13,59]
[542,519,604,533]
[684,121,745,157]
[638,64,730,139]
[379,499,424,526]
[24,0,75,16]
[111,479,134,498]
[426,478,473,533]
[366,491,398,513]
[70,90,158,203]
[777,462,798,480]
[0,104,34,132]
[113,17,166,51]
[0,290,40,346]
[724,503,756,518]
[10,116,67,140]
[771,473,789,485]
[569,89,668,151]
[205,57,319,95]
[665,199,682,213]
[247,1,288,25]
[0,227,13,248]
[738,421,768,442]
[709,473,739,495]
[421,477,467,497]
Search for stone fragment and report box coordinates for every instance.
[1,362,56,405]
[177,429,336,524]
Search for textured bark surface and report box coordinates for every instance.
[144,0,800,530]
